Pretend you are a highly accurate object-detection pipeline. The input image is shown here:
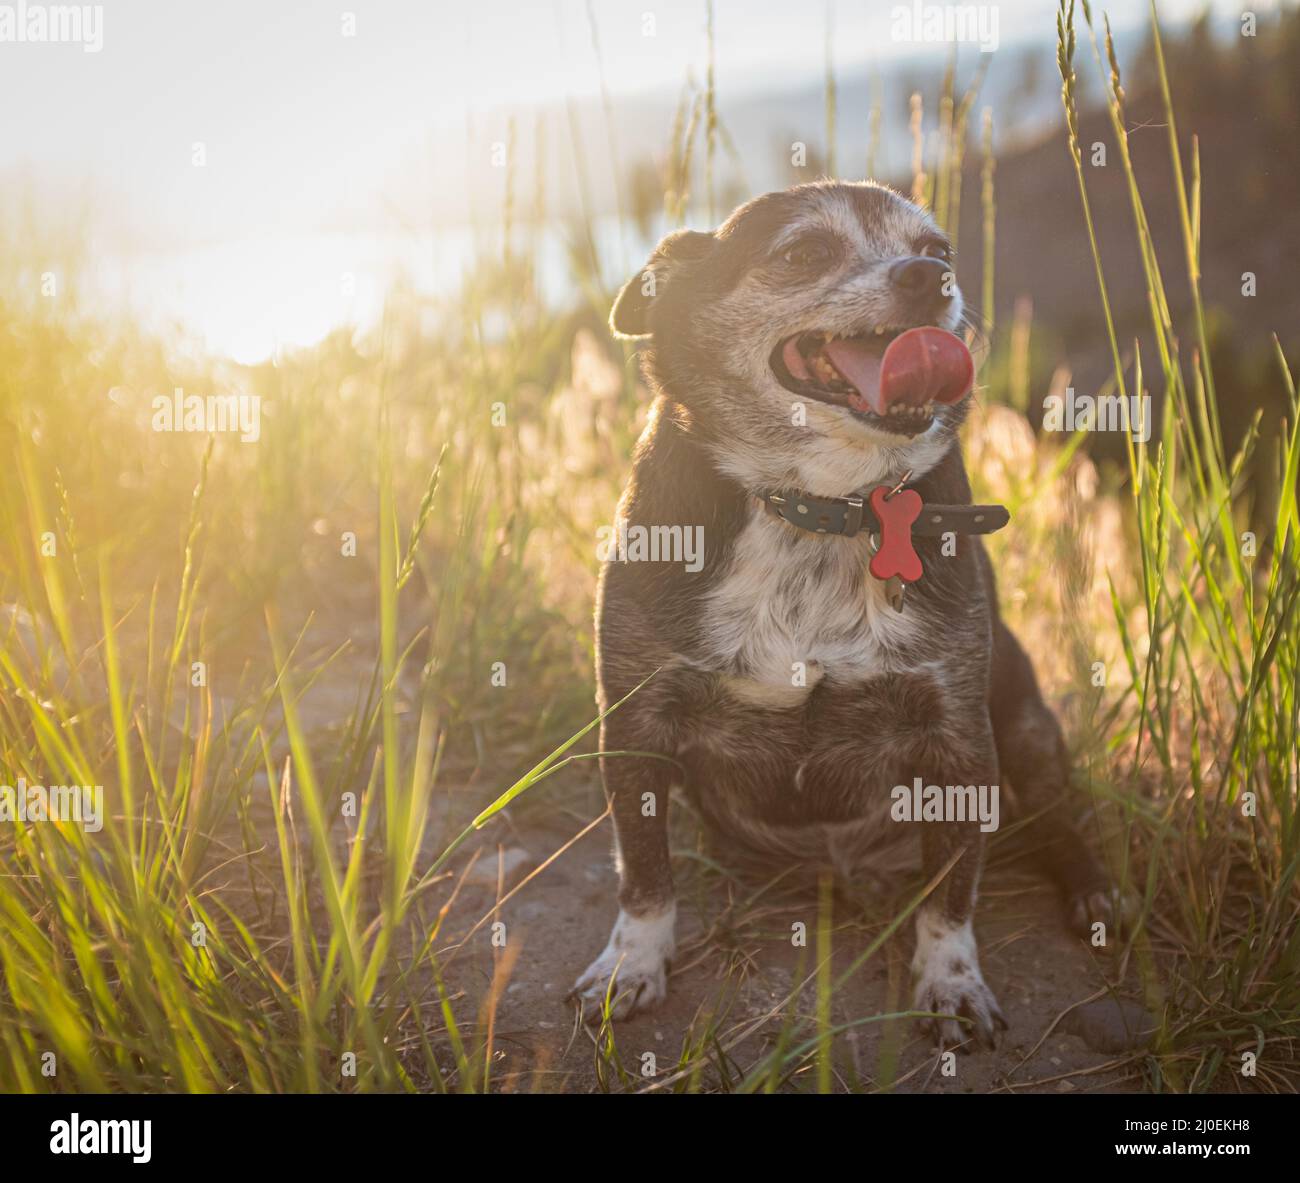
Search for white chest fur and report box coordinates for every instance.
[698,506,919,705]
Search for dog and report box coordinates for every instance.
[571,180,1113,1049]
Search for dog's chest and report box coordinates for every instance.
[698,510,918,701]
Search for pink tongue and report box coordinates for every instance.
[824,328,973,415]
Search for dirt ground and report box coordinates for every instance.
[431,810,1151,1093]
[200,642,1153,1094]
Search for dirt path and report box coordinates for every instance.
[197,647,1149,1094]
[436,812,1146,1093]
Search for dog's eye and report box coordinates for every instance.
[781,237,835,269]
[919,238,952,262]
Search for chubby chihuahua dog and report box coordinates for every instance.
[571,181,1112,1049]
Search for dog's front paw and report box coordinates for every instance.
[913,967,1007,1051]
[569,905,675,1022]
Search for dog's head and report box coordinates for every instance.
[612,181,976,493]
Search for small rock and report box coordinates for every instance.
[1062,999,1157,1053]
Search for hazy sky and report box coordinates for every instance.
[0,0,1259,359]
[0,1,1249,234]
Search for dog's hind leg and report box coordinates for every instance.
[989,616,1116,937]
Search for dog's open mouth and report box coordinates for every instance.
[770,326,974,437]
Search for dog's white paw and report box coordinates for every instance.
[570,905,675,1022]
[913,965,1007,1050]
[912,912,1006,1051]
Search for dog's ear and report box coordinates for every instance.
[610,229,716,339]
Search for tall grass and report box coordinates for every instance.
[1054,0,1299,1090]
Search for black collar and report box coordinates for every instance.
[759,487,1010,539]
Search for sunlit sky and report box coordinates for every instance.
[0,0,1256,360]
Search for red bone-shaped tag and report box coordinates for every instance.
[868,485,923,584]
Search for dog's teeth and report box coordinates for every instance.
[811,352,840,386]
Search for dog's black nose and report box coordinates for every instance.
[889,256,952,306]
